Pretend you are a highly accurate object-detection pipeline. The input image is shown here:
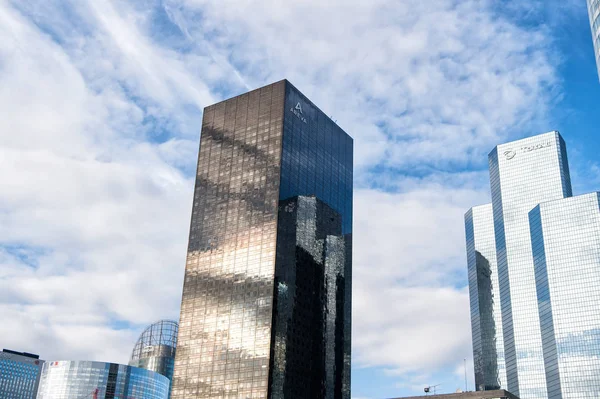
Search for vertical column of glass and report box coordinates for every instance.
[172,82,285,399]
[530,193,600,399]
[587,0,600,81]
[490,132,571,399]
[466,204,506,391]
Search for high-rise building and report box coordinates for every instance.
[587,0,600,80]
[529,192,600,398]
[172,80,353,399]
[0,349,44,399]
[129,320,178,398]
[465,205,506,391]
[488,131,572,399]
[36,360,170,399]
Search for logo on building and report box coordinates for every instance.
[521,141,552,153]
[504,150,516,160]
[290,101,307,124]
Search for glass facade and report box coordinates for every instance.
[489,131,572,399]
[530,192,600,399]
[465,205,507,391]
[587,0,600,80]
[172,80,352,399]
[36,360,170,399]
[0,349,44,399]
[129,320,178,398]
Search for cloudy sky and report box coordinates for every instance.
[1,0,599,397]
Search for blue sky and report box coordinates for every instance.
[0,1,598,398]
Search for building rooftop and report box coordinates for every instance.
[2,349,40,359]
[390,390,519,399]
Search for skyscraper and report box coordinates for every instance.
[488,131,572,399]
[587,0,600,80]
[129,320,178,398]
[0,349,44,399]
[465,205,506,391]
[529,192,600,398]
[172,80,353,399]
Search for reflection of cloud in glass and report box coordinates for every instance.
[530,192,600,398]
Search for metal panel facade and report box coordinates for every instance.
[172,80,353,399]
[530,193,600,399]
[489,131,572,398]
[466,204,506,391]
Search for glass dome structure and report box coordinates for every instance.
[129,320,178,398]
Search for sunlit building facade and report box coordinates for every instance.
[129,320,178,398]
[172,80,353,399]
[36,360,169,399]
[465,205,507,391]
[0,349,44,399]
[488,131,572,399]
[587,0,600,80]
[530,192,600,399]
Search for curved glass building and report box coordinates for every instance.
[36,360,169,399]
[129,320,178,397]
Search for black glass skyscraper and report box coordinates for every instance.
[171,80,353,399]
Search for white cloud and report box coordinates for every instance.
[0,0,561,388]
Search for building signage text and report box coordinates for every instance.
[290,102,307,124]
[504,140,553,160]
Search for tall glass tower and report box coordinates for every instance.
[530,192,600,399]
[489,131,572,399]
[587,0,600,80]
[465,205,506,391]
[171,80,353,399]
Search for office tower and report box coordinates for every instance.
[129,320,178,398]
[36,360,170,399]
[172,80,353,399]
[0,349,44,399]
[465,205,506,391]
[587,0,600,80]
[529,192,600,399]
[489,131,572,399]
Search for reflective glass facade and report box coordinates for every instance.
[530,192,600,399]
[36,360,169,399]
[465,205,507,391]
[0,349,44,399]
[587,0,600,80]
[130,320,178,398]
[489,131,572,399]
[172,80,353,399]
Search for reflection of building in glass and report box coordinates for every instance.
[271,196,349,399]
[129,320,178,397]
[0,349,44,399]
[465,205,506,391]
[587,0,600,80]
[36,360,169,399]
[171,80,353,399]
[529,193,600,399]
